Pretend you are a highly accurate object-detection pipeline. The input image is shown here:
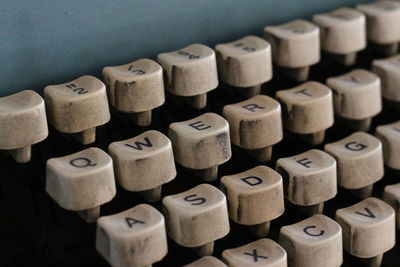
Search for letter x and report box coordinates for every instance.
[243,249,268,262]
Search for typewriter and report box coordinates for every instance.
[1,0,400,266]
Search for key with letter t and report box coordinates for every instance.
[44,75,110,144]
[108,130,176,202]
[46,147,116,222]
[220,166,284,237]
[102,59,165,126]
[96,204,168,267]
[279,214,343,267]
[169,113,231,181]
[276,149,337,215]
[222,238,287,267]
[335,198,395,267]
[162,184,230,257]
[157,44,218,109]
[0,90,48,163]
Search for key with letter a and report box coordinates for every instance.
[157,44,218,109]
[263,20,320,82]
[279,214,342,267]
[222,238,287,267]
[276,149,337,215]
[108,130,176,202]
[102,58,165,126]
[327,69,381,131]
[220,166,284,237]
[46,147,116,222]
[375,121,400,170]
[215,35,273,97]
[162,184,230,256]
[0,90,48,163]
[335,198,396,267]
[223,95,283,162]
[44,75,110,144]
[169,112,231,181]
[96,204,168,267]
[324,132,384,199]
[276,82,334,145]
[313,7,366,66]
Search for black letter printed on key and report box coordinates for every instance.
[125,137,153,150]
[189,121,212,131]
[125,217,145,228]
[344,141,367,151]
[296,158,312,168]
[183,194,206,205]
[243,249,268,262]
[69,157,97,168]
[303,225,325,237]
[240,176,263,186]
[241,103,265,112]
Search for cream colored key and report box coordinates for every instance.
[357,1,400,55]
[96,204,168,267]
[184,256,227,267]
[0,90,48,163]
[324,132,384,199]
[275,149,337,215]
[222,238,287,267]
[326,69,382,131]
[46,147,116,222]
[44,75,110,144]
[102,59,165,126]
[157,44,218,109]
[276,82,334,145]
[169,113,231,181]
[220,166,284,237]
[372,54,400,105]
[222,95,282,162]
[313,7,366,66]
[375,121,400,170]
[263,20,320,82]
[215,35,272,97]
[279,214,343,267]
[108,130,176,202]
[383,183,400,229]
[162,184,230,256]
[335,197,395,267]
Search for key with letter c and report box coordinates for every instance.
[96,204,168,267]
[162,184,230,256]
[0,90,48,163]
[335,197,395,267]
[46,147,116,222]
[279,214,342,267]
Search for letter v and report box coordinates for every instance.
[355,207,376,218]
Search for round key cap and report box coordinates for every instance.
[335,197,395,266]
[102,59,165,126]
[357,1,400,55]
[375,121,400,170]
[169,112,231,181]
[215,35,272,97]
[324,132,384,199]
[108,130,176,202]
[276,81,334,145]
[222,238,287,267]
[279,214,343,267]
[327,69,382,131]
[157,44,218,109]
[46,147,116,222]
[372,54,400,105]
[276,149,337,215]
[162,184,230,256]
[0,90,48,163]
[383,183,400,229]
[263,20,320,81]
[220,166,284,237]
[44,75,110,144]
[223,95,282,162]
[96,204,168,267]
[313,7,366,66]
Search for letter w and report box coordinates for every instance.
[125,137,152,150]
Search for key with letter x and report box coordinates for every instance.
[335,197,395,267]
[222,238,287,267]
[96,204,168,267]
[279,214,343,267]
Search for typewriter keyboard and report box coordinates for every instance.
[1,1,400,266]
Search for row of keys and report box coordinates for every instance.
[95,195,397,267]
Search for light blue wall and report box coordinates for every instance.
[0,0,373,96]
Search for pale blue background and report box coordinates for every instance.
[0,0,373,96]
